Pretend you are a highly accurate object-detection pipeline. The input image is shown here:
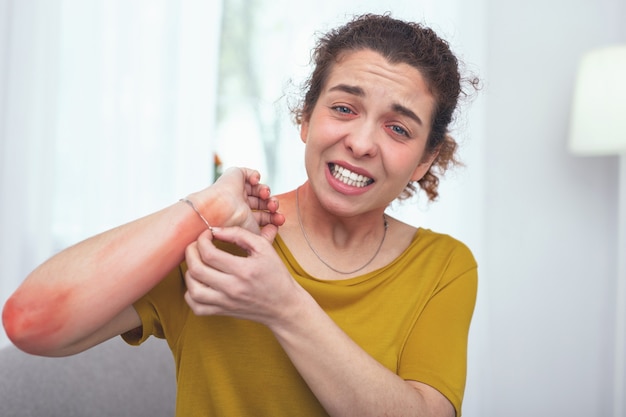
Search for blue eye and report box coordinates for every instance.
[333,105,353,114]
[390,125,409,137]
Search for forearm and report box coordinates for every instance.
[270,292,446,417]
[2,196,219,354]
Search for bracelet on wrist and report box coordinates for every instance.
[180,198,214,236]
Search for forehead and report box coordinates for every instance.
[325,49,432,96]
[323,49,434,121]
[330,49,426,80]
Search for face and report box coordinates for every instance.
[300,49,436,215]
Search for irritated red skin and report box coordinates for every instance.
[2,287,70,354]
[2,208,200,356]
[2,169,280,357]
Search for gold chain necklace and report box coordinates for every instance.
[295,187,388,275]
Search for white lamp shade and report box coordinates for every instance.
[569,45,626,156]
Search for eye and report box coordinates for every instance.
[388,124,410,137]
[332,105,354,115]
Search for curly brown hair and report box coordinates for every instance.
[292,13,479,201]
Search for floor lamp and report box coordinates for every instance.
[568,45,626,417]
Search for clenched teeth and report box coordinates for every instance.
[329,163,374,188]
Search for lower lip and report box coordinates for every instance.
[325,166,372,196]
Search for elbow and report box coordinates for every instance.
[2,294,41,354]
[2,292,66,356]
[2,295,32,352]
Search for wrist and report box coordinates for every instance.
[180,198,214,236]
[184,186,245,230]
[268,284,317,335]
[182,187,222,230]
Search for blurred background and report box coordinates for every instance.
[1,0,624,416]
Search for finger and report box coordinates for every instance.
[260,224,279,241]
[184,240,202,273]
[246,183,272,203]
[240,167,261,186]
[184,266,226,301]
[193,229,224,266]
[184,289,221,316]
[267,197,280,213]
[209,226,269,259]
[185,229,223,284]
[187,227,258,278]
[272,212,286,227]
[247,195,279,213]
[184,251,236,302]
[184,239,213,286]
[253,210,285,227]
[261,196,279,212]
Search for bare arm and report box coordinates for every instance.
[2,168,284,357]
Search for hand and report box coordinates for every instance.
[188,167,285,234]
[183,226,305,326]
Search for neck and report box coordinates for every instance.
[295,183,385,236]
[295,186,388,275]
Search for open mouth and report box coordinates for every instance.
[329,163,374,188]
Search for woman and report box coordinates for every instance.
[3,14,478,417]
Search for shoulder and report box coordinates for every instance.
[385,217,474,262]
[417,229,475,260]
[404,228,477,285]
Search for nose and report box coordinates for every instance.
[343,121,379,158]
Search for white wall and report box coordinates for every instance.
[483,0,625,415]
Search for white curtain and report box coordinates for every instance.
[0,0,222,347]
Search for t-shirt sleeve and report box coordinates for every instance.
[121,240,244,347]
[398,243,478,417]
[121,263,188,346]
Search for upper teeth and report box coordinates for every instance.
[331,164,373,188]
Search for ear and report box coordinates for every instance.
[410,150,439,182]
[300,120,309,144]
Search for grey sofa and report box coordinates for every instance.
[0,336,176,417]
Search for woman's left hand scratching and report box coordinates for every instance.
[183,226,302,326]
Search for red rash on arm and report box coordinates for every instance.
[2,168,278,356]
[2,287,71,353]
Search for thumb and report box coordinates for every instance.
[260,224,278,242]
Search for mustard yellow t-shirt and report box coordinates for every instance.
[123,228,477,416]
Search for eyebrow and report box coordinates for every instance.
[328,83,424,126]
[328,83,365,97]
[391,103,423,126]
